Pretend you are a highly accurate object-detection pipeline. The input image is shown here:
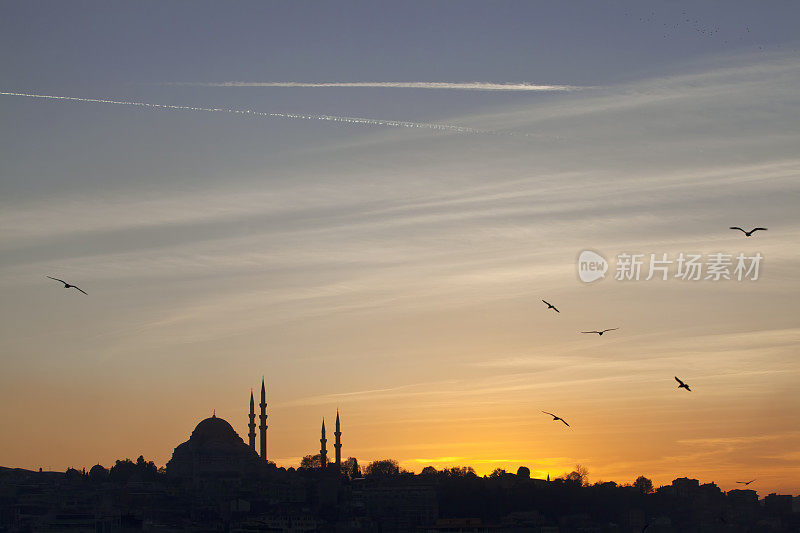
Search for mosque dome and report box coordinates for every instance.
[166,414,261,480]
[189,415,241,447]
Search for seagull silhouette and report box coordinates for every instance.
[542,411,570,427]
[46,276,87,295]
[736,479,756,486]
[674,376,691,391]
[729,226,767,237]
[542,300,560,313]
[581,328,618,336]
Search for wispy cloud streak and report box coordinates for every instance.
[0,91,497,135]
[170,81,584,91]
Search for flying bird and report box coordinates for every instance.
[542,300,560,313]
[736,479,756,486]
[581,328,618,336]
[674,376,691,391]
[542,411,570,427]
[729,226,767,237]
[46,276,87,295]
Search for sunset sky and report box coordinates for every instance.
[1,2,799,494]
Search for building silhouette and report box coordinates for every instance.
[247,389,256,451]
[335,410,342,468]
[320,419,328,468]
[166,380,345,481]
[259,377,268,460]
[165,414,260,480]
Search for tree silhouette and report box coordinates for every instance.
[300,454,323,469]
[442,466,476,478]
[364,459,400,478]
[340,457,361,478]
[633,475,654,494]
[420,466,438,476]
[107,455,158,482]
[109,459,136,482]
[561,464,589,486]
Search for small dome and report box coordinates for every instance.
[88,464,108,480]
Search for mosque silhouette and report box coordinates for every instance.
[165,379,341,481]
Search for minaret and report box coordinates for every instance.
[320,419,328,468]
[248,389,256,451]
[334,410,342,468]
[259,378,268,460]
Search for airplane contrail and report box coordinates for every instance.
[0,91,511,135]
[168,81,583,91]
